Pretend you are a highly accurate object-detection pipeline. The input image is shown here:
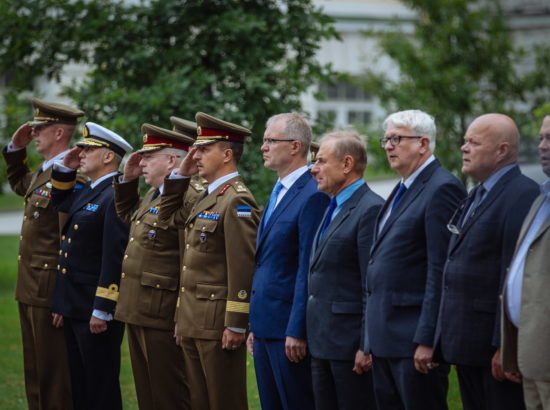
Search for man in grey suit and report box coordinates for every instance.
[308,130,383,410]
[501,114,550,410]
[434,113,539,410]
[365,110,466,410]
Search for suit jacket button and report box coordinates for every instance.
[62,268,67,274]
[73,224,78,230]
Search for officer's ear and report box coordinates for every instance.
[101,149,115,165]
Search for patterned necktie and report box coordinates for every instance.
[392,183,407,210]
[461,184,486,226]
[318,197,337,243]
[262,181,284,228]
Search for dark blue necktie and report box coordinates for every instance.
[392,183,407,210]
[262,181,284,228]
[318,197,337,243]
[461,184,486,226]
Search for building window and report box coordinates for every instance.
[348,110,371,125]
[319,80,371,102]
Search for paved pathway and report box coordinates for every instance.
[0,164,545,235]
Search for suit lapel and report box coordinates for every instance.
[310,184,367,270]
[450,166,520,252]
[136,188,158,219]
[371,160,440,254]
[527,195,550,245]
[257,171,310,251]
[187,175,241,223]
[25,166,51,197]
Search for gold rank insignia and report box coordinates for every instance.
[235,184,247,193]
[238,290,248,300]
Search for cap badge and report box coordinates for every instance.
[82,125,89,137]
[238,290,247,300]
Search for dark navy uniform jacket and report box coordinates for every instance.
[51,168,130,320]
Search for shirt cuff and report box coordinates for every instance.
[7,141,25,152]
[92,309,113,321]
[53,160,76,172]
[227,327,246,334]
[169,169,190,180]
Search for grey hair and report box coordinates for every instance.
[266,113,312,156]
[320,129,368,174]
[383,109,436,151]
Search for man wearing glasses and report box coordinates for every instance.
[247,113,329,410]
[3,98,85,410]
[364,109,465,409]
[434,114,539,410]
[113,120,201,410]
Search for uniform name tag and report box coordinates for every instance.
[198,211,220,220]
[236,206,252,217]
[84,203,100,212]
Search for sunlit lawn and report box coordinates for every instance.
[0,234,461,409]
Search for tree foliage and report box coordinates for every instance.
[0,0,339,200]
[361,0,550,180]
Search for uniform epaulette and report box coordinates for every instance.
[218,183,232,196]
[233,181,247,193]
[192,181,206,192]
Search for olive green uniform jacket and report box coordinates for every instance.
[159,175,259,340]
[114,177,206,329]
[3,146,86,306]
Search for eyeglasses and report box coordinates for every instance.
[446,199,468,235]
[262,138,296,145]
[379,135,423,148]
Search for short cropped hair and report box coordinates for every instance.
[383,109,436,151]
[218,141,244,164]
[266,113,312,156]
[320,129,368,174]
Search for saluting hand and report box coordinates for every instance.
[123,152,143,181]
[178,146,199,176]
[11,123,33,149]
[63,147,82,170]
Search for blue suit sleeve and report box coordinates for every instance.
[285,190,329,339]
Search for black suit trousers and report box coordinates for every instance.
[63,318,124,410]
[456,364,525,410]
[372,356,449,410]
[311,356,377,410]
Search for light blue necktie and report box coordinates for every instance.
[392,183,407,210]
[262,181,284,227]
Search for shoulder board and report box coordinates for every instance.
[192,182,205,192]
[218,183,232,196]
[234,182,247,193]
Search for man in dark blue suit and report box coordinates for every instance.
[365,110,466,410]
[307,130,383,410]
[434,113,539,410]
[51,122,132,410]
[247,113,329,410]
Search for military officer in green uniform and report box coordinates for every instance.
[114,120,202,410]
[159,112,259,410]
[2,98,85,410]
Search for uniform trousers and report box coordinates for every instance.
[126,324,190,410]
[456,364,525,410]
[523,378,550,410]
[253,337,315,410]
[180,336,247,410]
[18,302,72,410]
[372,356,449,410]
[63,317,124,410]
[310,356,377,410]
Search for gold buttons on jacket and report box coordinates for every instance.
[153,222,157,227]
[59,250,62,255]
[20,235,23,240]
[57,264,60,270]
[210,293,215,299]
[181,287,185,292]
[64,252,68,258]
[44,263,48,268]
[156,284,160,288]
[73,224,79,230]
[62,235,66,240]
[136,220,141,224]
[18,255,21,261]
[186,244,190,250]
[62,268,67,274]
[130,237,134,242]
[23,215,27,221]
[124,254,128,260]
[183,266,187,271]
[121,273,126,278]
[68,238,72,244]
[189,223,194,229]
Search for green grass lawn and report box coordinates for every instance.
[0,234,461,409]
[0,194,25,212]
